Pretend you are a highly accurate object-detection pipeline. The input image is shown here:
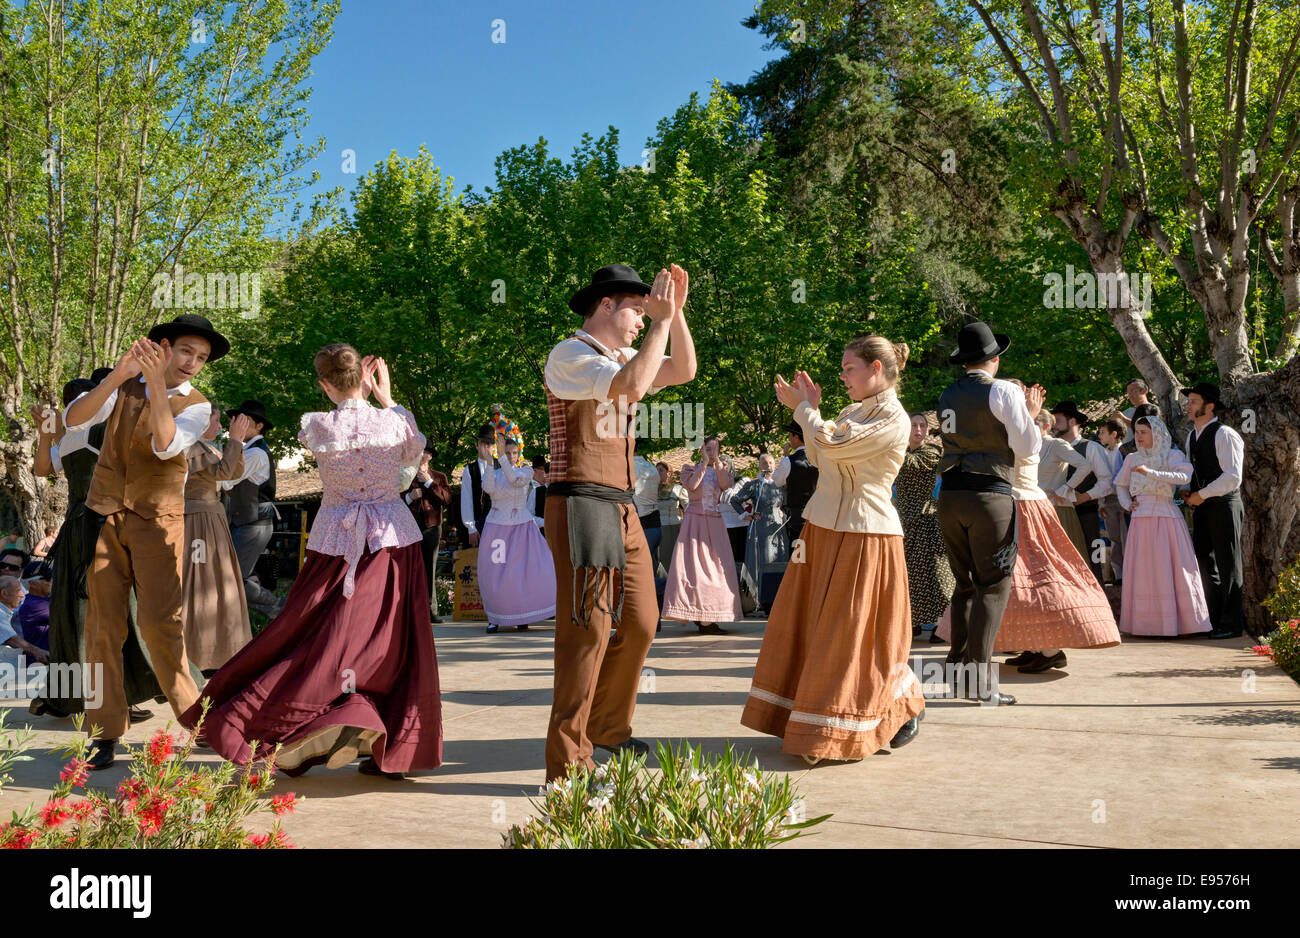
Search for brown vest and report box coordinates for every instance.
[545,335,635,490]
[86,379,210,519]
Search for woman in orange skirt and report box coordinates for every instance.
[741,336,925,765]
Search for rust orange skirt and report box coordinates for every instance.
[741,524,924,760]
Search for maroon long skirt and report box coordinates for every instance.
[180,543,442,776]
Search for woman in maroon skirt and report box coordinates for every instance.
[181,344,442,779]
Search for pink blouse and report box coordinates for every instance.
[298,400,426,597]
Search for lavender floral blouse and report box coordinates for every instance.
[299,399,426,597]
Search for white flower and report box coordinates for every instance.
[742,770,760,790]
[678,832,711,849]
[587,793,611,811]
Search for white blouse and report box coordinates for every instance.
[482,460,540,527]
[1115,449,1193,520]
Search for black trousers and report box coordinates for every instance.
[938,489,1017,695]
[1192,494,1244,634]
[419,526,440,602]
[1075,502,1105,585]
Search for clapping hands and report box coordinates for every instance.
[360,355,395,408]
[774,371,821,410]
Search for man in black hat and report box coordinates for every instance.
[771,419,818,547]
[1049,400,1114,584]
[220,399,282,620]
[541,262,697,781]
[64,313,228,768]
[1179,382,1246,639]
[459,423,498,552]
[936,321,1044,705]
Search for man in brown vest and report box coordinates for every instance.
[64,313,229,769]
[541,263,697,782]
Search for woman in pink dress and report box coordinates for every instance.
[1115,415,1212,636]
[661,436,743,634]
[935,383,1120,672]
[182,344,442,779]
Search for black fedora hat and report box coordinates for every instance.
[226,399,272,432]
[89,366,113,385]
[1179,381,1226,410]
[949,321,1011,365]
[148,313,230,362]
[568,264,652,315]
[1050,400,1090,426]
[784,419,804,437]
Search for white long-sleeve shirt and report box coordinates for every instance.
[771,447,805,486]
[64,376,210,461]
[218,435,271,492]
[460,457,494,535]
[965,369,1041,460]
[1056,433,1114,502]
[1186,419,1245,499]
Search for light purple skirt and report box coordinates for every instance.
[1120,515,1212,636]
[661,509,743,622]
[478,521,556,626]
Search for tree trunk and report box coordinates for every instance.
[1234,354,1300,636]
[0,421,66,546]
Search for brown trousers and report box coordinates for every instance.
[544,499,658,781]
[85,509,199,740]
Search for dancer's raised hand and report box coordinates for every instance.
[1024,383,1046,415]
[229,413,255,442]
[370,357,394,407]
[669,263,689,315]
[645,268,676,323]
[134,339,170,386]
[774,374,808,410]
[796,371,822,408]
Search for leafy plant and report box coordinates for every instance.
[0,707,297,849]
[503,740,829,849]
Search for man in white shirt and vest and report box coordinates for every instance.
[936,322,1043,705]
[459,424,497,548]
[541,262,696,782]
[1179,382,1246,639]
[1050,401,1114,585]
[221,399,282,620]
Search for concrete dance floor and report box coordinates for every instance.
[3,618,1297,848]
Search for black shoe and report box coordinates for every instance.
[88,740,117,771]
[517,623,529,632]
[889,711,924,749]
[1207,628,1243,640]
[29,699,68,718]
[912,625,922,638]
[1019,651,1067,673]
[485,623,500,634]
[127,707,153,722]
[1004,651,1037,666]
[358,756,407,780]
[595,737,651,757]
[975,693,1017,706]
[929,631,946,645]
[697,622,728,635]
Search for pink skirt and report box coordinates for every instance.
[478,521,556,626]
[1119,515,1212,636]
[662,509,743,622]
[937,498,1120,651]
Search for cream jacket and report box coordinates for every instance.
[793,388,910,536]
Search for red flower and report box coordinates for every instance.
[59,759,89,788]
[135,796,175,838]
[0,825,38,849]
[71,800,96,822]
[270,793,297,816]
[146,731,175,766]
[247,832,271,848]
[246,828,294,849]
[40,799,72,829]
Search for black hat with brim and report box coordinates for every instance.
[1050,400,1090,426]
[148,313,231,362]
[949,321,1011,365]
[226,399,273,432]
[1179,381,1226,410]
[785,420,804,438]
[568,264,652,315]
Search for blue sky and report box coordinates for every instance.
[283,0,780,229]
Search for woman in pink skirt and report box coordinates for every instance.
[661,435,743,634]
[1114,415,1212,636]
[478,430,556,633]
[182,345,442,780]
[935,386,1120,673]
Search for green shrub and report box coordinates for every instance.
[503,740,830,849]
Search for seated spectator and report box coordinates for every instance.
[18,561,53,653]
[32,525,58,559]
[0,574,46,665]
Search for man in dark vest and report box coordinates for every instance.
[936,322,1043,706]
[772,420,818,547]
[541,262,697,782]
[458,424,496,548]
[221,399,282,620]
[1050,401,1114,585]
[1180,382,1246,639]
